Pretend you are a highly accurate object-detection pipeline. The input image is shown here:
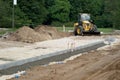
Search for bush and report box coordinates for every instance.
[64,22,74,27]
[51,21,63,27]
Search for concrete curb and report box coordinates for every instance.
[0,40,105,75]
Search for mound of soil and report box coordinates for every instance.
[7,25,72,43]
[7,26,47,43]
[34,25,61,39]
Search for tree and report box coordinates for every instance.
[14,6,31,27]
[69,0,84,21]
[0,0,120,29]
[49,0,71,23]
[0,0,11,27]
[69,0,104,23]
[44,0,55,24]
[18,0,48,25]
[89,0,105,27]
[104,0,120,29]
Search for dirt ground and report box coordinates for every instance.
[5,25,72,43]
[0,39,30,49]
[8,35,120,80]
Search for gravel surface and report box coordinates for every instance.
[8,35,120,80]
[0,35,119,80]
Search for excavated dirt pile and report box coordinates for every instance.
[34,25,61,39]
[35,25,72,38]
[7,26,44,43]
[7,25,71,43]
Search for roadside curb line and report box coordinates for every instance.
[0,40,105,75]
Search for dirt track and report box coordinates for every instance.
[9,36,120,80]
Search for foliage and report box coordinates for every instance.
[14,6,31,27]
[18,0,48,25]
[49,0,71,23]
[0,0,11,27]
[0,0,120,29]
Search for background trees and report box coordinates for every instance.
[0,0,120,29]
[0,0,11,27]
[49,0,71,23]
[44,0,71,26]
[104,0,120,29]
[18,0,48,26]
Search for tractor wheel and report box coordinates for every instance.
[93,25,97,31]
[74,26,83,36]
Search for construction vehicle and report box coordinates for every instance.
[74,13,100,35]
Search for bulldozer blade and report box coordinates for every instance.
[83,31,101,35]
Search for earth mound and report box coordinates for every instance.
[7,26,47,43]
[7,25,72,43]
[34,25,61,39]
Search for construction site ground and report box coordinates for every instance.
[0,26,119,80]
[7,35,120,80]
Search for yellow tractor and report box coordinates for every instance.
[74,13,100,35]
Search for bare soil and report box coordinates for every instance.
[6,25,72,43]
[112,30,120,35]
[0,39,29,49]
[9,36,120,80]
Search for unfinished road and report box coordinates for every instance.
[0,35,106,74]
[0,35,118,80]
[8,35,120,80]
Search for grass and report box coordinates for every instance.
[56,26,114,34]
[98,28,113,33]
[56,26,74,32]
[0,28,17,35]
[0,26,114,36]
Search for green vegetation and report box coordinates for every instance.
[98,28,113,33]
[56,26,74,32]
[0,28,17,35]
[0,0,120,30]
[56,26,113,34]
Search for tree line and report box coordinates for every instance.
[0,0,120,29]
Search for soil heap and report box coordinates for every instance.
[7,25,71,43]
[7,26,46,43]
[34,25,61,39]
